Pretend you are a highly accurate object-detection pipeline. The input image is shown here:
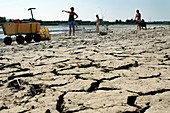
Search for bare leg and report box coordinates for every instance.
[137,21,141,30]
[69,28,71,36]
[138,24,141,30]
[137,24,141,30]
[96,26,99,32]
[96,23,99,32]
[73,27,75,36]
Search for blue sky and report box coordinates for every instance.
[0,0,170,21]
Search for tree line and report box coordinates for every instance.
[0,16,170,26]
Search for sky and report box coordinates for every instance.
[0,0,170,22]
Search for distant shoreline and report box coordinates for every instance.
[0,20,170,26]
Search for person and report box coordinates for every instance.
[96,14,100,32]
[62,7,78,36]
[135,10,141,30]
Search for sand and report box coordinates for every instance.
[0,25,170,113]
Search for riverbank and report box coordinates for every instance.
[0,26,170,113]
[0,24,133,39]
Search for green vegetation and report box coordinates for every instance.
[0,16,170,26]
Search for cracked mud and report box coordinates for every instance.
[0,26,170,113]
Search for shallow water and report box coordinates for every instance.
[0,25,133,39]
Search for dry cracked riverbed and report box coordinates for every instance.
[0,26,170,113]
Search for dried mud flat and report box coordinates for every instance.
[0,26,170,113]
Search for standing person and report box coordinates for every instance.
[62,7,78,36]
[135,10,141,30]
[96,14,100,32]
